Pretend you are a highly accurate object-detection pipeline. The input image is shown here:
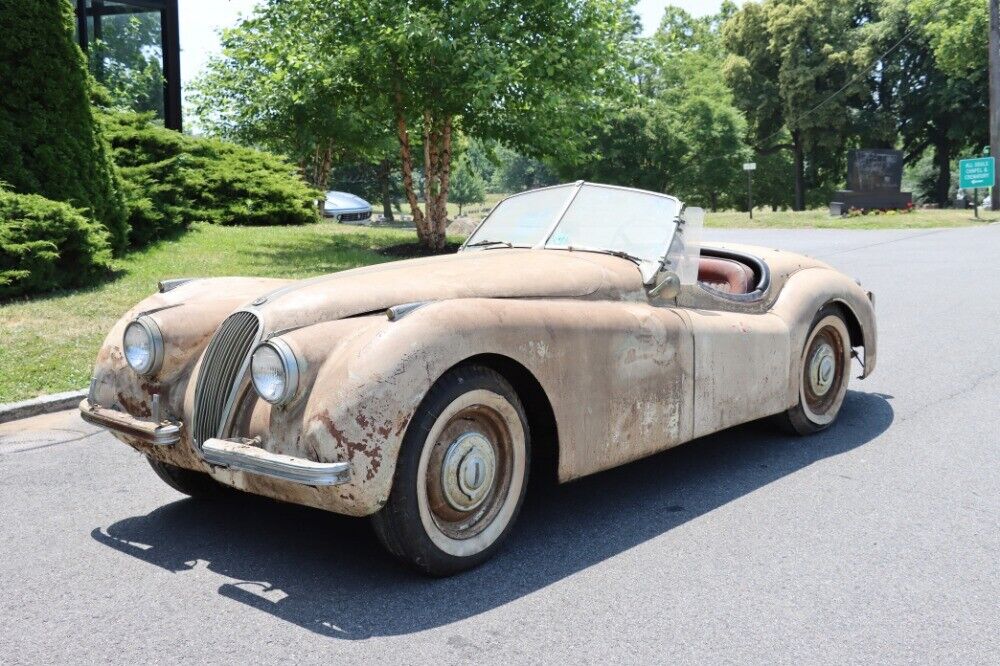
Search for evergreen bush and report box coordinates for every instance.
[102,112,319,247]
[0,188,112,300]
[0,0,129,252]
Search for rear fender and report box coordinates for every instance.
[769,267,877,407]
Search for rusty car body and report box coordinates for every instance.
[82,182,877,575]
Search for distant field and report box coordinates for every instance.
[704,208,997,229]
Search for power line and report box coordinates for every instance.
[755,4,947,151]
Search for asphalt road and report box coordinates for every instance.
[2,226,997,664]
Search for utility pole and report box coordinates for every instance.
[991,0,999,209]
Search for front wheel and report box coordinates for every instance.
[371,365,530,576]
[778,306,853,435]
[147,457,228,498]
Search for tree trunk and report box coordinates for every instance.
[318,140,333,190]
[435,116,453,242]
[709,191,718,212]
[419,112,452,250]
[792,130,805,211]
[933,132,951,207]
[378,159,394,222]
[393,89,426,238]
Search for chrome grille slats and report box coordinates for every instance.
[192,311,261,447]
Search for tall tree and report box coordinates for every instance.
[855,0,987,205]
[195,0,633,250]
[724,0,858,210]
[191,2,391,190]
[339,0,635,249]
[564,5,748,209]
[908,0,993,205]
[0,0,128,252]
[449,155,486,215]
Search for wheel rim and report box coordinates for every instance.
[800,318,849,425]
[417,389,526,557]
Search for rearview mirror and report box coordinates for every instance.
[648,271,680,299]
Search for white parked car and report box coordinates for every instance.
[323,191,372,223]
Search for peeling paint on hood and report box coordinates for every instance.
[252,249,643,332]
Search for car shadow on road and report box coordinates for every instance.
[91,390,893,640]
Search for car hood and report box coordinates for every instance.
[251,249,644,331]
[324,191,370,210]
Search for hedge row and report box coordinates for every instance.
[0,2,319,299]
[104,112,320,247]
[0,0,129,253]
[0,188,112,300]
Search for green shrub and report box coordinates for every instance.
[0,0,129,253]
[101,112,319,246]
[0,188,112,300]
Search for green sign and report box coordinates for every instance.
[959,157,995,190]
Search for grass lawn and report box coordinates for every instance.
[705,207,998,229]
[1,208,995,403]
[0,222,418,403]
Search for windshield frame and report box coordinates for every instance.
[460,182,684,280]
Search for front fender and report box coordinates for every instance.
[242,296,692,516]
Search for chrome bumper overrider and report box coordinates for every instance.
[201,438,351,486]
[78,399,181,446]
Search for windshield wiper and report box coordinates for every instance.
[465,239,513,249]
[566,246,642,265]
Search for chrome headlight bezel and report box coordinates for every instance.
[122,316,164,376]
[250,338,299,405]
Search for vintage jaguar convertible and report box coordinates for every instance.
[81,182,877,575]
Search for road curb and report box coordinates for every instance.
[0,389,87,425]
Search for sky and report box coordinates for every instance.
[177,0,744,93]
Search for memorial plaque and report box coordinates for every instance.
[847,149,904,192]
[831,148,912,213]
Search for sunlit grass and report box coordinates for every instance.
[0,221,414,402]
[704,208,997,229]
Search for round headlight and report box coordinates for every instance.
[123,317,163,376]
[251,339,299,405]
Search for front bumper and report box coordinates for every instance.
[79,399,181,446]
[202,438,351,486]
[80,400,351,487]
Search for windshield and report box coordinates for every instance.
[463,182,681,263]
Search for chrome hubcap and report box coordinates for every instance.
[809,342,836,396]
[441,432,496,511]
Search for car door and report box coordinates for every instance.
[679,307,792,439]
[550,300,695,480]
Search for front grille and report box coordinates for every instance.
[193,311,260,447]
[340,211,371,222]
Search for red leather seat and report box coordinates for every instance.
[697,256,754,294]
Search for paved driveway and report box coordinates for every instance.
[2,226,997,664]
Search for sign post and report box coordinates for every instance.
[743,162,756,220]
[959,157,995,219]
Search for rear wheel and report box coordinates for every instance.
[147,457,226,499]
[372,365,530,576]
[778,306,852,435]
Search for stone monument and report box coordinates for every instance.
[830,149,912,215]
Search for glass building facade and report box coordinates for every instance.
[74,1,181,130]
